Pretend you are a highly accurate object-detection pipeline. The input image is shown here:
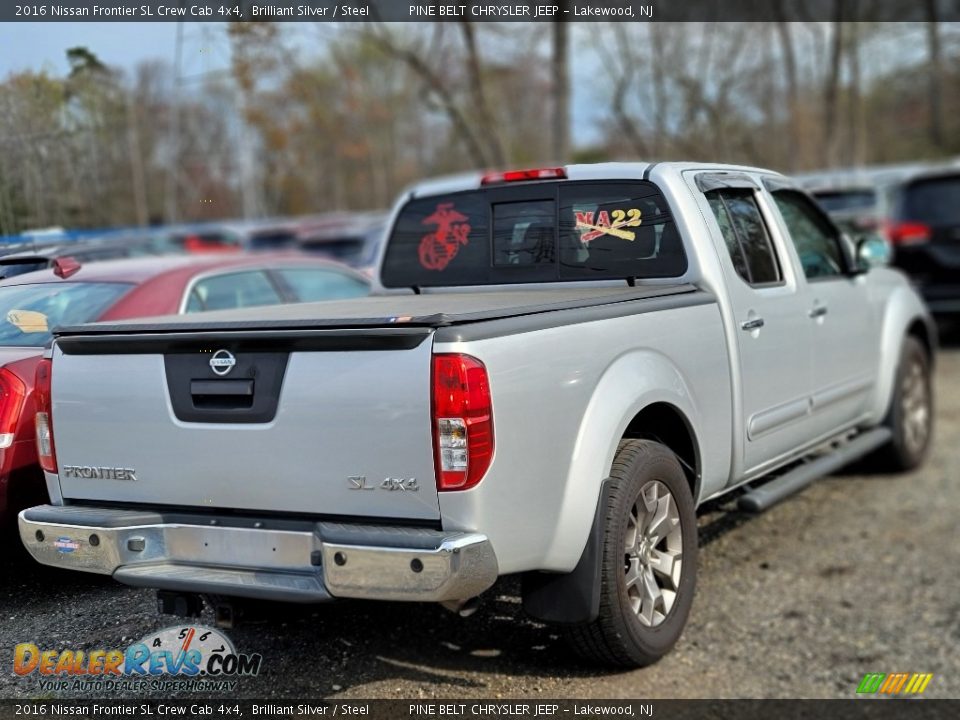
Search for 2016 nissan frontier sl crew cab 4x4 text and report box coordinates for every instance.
[20,162,934,667]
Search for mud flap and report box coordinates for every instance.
[521,479,612,624]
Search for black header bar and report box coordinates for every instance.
[0,700,957,720]
[5,0,960,23]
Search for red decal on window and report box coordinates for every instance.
[574,211,595,228]
[419,203,471,271]
[576,207,642,243]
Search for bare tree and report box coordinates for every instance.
[774,14,800,170]
[599,24,649,156]
[551,4,570,162]
[924,0,945,149]
[125,88,148,226]
[458,18,506,166]
[367,24,493,168]
[846,21,866,167]
[822,13,845,166]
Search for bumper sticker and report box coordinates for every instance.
[53,537,80,553]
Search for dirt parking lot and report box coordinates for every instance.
[3,342,958,701]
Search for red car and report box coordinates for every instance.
[0,253,370,525]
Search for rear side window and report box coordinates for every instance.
[902,175,960,225]
[276,268,368,302]
[706,190,781,285]
[185,271,283,313]
[380,181,686,287]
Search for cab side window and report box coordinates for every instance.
[771,190,845,280]
[706,189,781,286]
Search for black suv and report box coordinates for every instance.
[888,169,960,314]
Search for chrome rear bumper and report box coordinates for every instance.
[19,505,498,604]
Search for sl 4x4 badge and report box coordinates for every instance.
[348,476,420,492]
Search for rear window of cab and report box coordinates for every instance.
[380,181,686,288]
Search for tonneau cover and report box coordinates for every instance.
[56,284,698,336]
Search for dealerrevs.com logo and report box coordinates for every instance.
[856,672,934,695]
[14,625,262,693]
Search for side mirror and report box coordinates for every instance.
[856,234,892,272]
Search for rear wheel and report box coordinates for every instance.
[566,440,697,667]
[878,336,933,471]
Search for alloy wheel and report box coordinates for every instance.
[624,480,683,627]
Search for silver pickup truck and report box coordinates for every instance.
[20,162,934,667]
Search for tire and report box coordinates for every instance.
[877,336,933,472]
[566,439,698,668]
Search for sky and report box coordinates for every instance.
[1,23,182,76]
[0,22,604,145]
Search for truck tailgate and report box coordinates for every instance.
[50,328,440,521]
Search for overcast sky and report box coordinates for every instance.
[0,22,604,144]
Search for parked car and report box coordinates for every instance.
[801,161,960,315]
[296,212,387,270]
[885,168,960,314]
[0,253,369,527]
[0,237,156,280]
[160,221,300,254]
[808,185,881,237]
[19,163,932,668]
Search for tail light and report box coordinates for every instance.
[481,167,567,185]
[886,221,931,246]
[34,358,56,473]
[432,354,493,491]
[0,368,27,470]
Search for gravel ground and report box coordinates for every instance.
[2,345,958,701]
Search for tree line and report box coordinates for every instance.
[0,20,956,235]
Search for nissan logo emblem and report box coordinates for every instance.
[209,349,237,376]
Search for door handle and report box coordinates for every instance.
[809,305,828,319]
[190,380,254,397]
[741,317,765,331]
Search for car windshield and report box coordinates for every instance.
[0,282,133,347]
[903,175,960,225]
[813,190,876,213]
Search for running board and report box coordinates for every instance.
[738,427,893,513]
